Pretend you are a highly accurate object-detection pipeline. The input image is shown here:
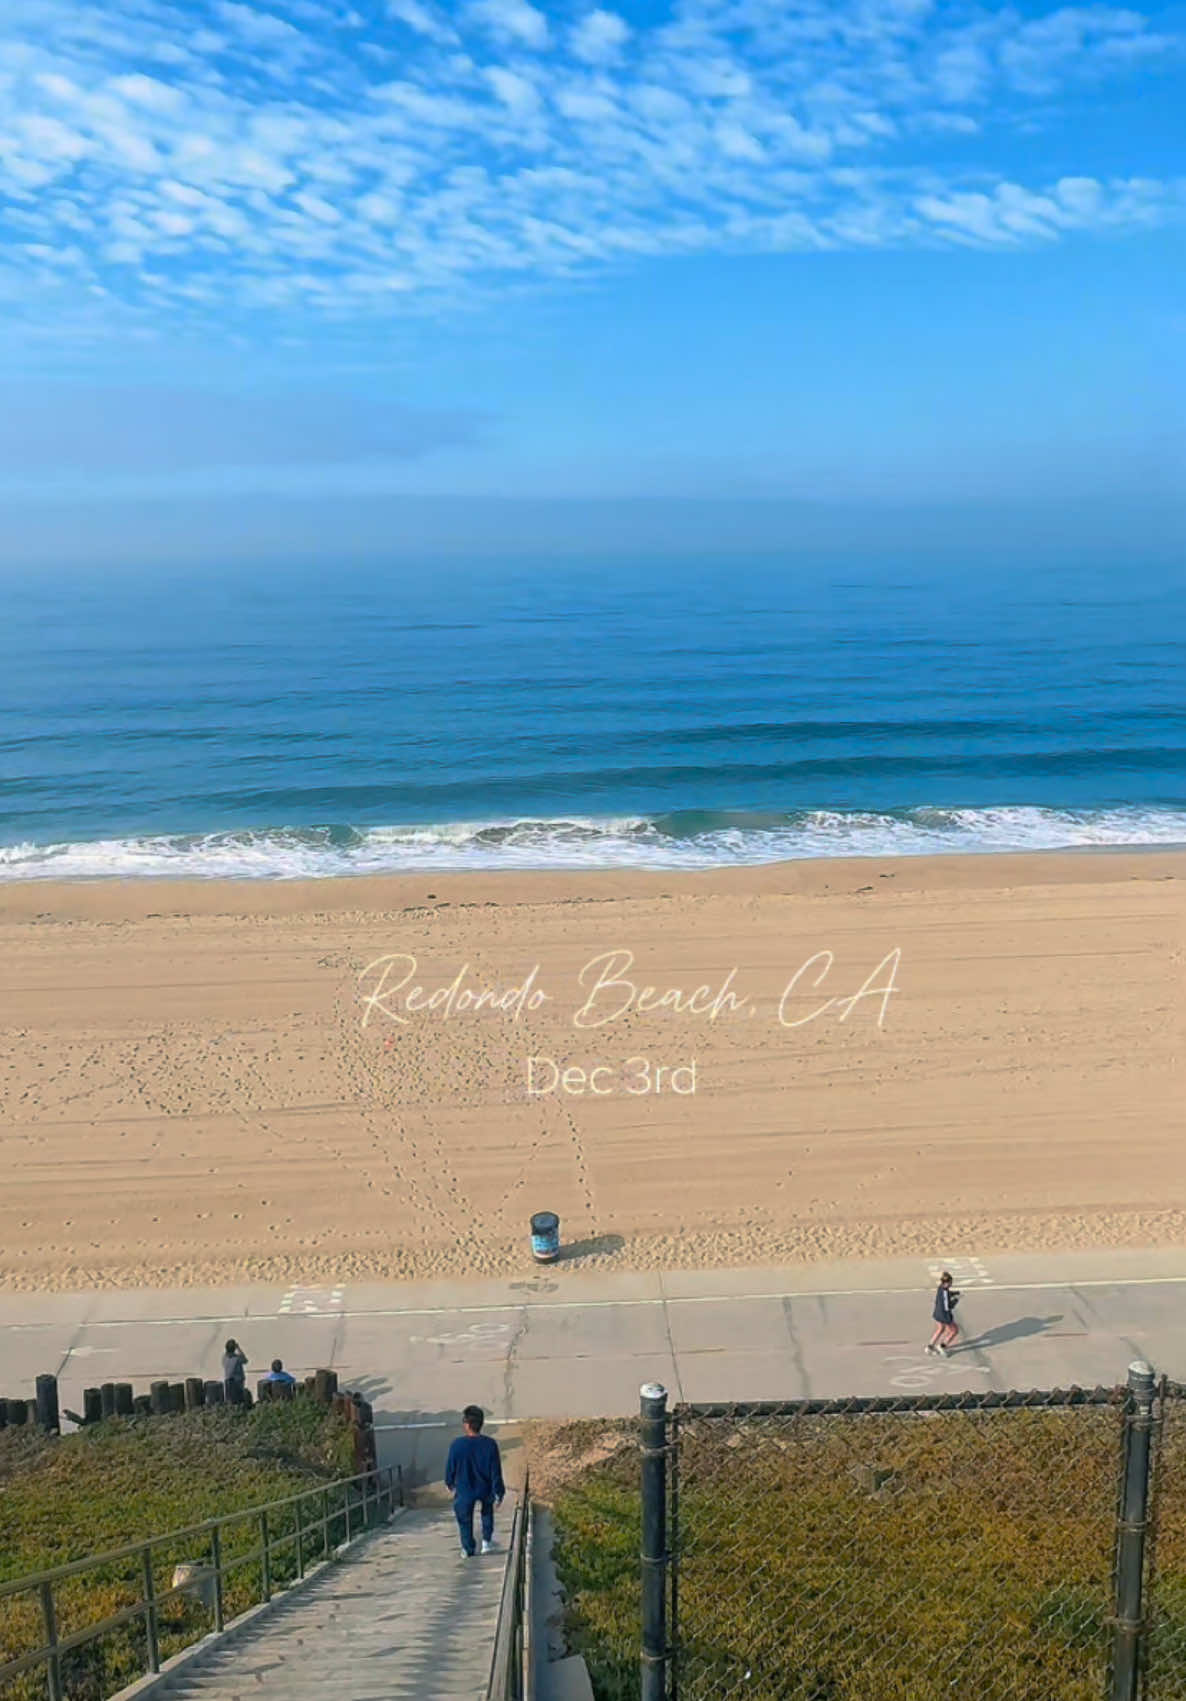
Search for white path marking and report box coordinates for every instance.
[278,1286,345,1316]
[927,1257,994,1287]
[4,1274,1185,1334]
[408,1322,511,1346]
[883,1353,993,1391]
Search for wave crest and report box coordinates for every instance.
[2,805,1185,880]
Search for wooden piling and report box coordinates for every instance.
[35,1374,60,1434]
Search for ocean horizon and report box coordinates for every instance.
[3,556,1184,880]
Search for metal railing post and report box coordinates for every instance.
[1111,1359,1156,1701]
[39,1580,62,1701]
[141,1546,160,1674]
[640,1382,669,1701]
[322,1487,330,1558]
[210,1525,225,1633]
[260,1509,271,1601]
[345,1481,353,1543]
[295,1493,305,1577]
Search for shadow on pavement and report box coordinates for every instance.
[956,1314,1064,1351]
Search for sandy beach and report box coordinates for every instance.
[0,849,1183,1292]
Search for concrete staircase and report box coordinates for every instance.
[152,1502,513,1701]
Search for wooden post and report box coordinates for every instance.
[35,1374,60,1434]
[256,1378,272,1403]
[149,1381,170,1416]
[82,1388,102,1424]
[314,1368,337,1404]
[204,1380,225,1406]
[184,1378,205,1411]
[8,1398,28,1426]
[100,1383,117,1419]
[0,1398,8,1429]
[133,1394,152,1416]
[168,1382,186,1414]
[115,1383,134,1416]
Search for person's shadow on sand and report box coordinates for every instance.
[954,1315,1063,1351]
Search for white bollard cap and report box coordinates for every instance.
[640,1382,667,1401]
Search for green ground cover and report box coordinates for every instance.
[0,1401,361,1701]
[548,1408,1186,1701]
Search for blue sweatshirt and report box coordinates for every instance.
[445,1433,505,1502]
[933,1285,959,1323]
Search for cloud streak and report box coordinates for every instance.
[0,0,1181,341]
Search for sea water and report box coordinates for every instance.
[1,554,1183,878]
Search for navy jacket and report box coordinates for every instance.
[933,1285,959,1324]
[445,1433,505,1503]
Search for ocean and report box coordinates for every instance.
[2,555,1184,879]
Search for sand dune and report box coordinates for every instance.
[1,849,1183,1292]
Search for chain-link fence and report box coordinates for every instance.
[634,1370,1186,1701]
[1146,1380,1186,1697]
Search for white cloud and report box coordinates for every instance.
[108,74,184,113]
[485,65,541,115]
[387,0,453,40]
[216,2,303,44]
[571,9,630,66]
[0,0,1180,341]
[469,0,548,50]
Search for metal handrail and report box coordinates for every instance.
[0,1464,402,1698]
[486,1472,531,1701]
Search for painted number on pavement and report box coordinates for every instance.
[927,1257,993,1287]
[278,1287,345,1315]
[408,1321,511,1347]
[883,1354,992,1392]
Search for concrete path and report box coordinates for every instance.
[152,1505,510,1701]
[5,1248,1186,1476]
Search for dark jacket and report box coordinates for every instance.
[445,1433,505,1503]
[932,1286,959,1324]
[222,1349,247,1386]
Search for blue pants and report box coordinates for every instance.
[454,1496,494,1555]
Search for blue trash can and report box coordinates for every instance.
[530,1211,560,1263]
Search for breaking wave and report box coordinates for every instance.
[2,805,1185,880]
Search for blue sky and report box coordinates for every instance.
[0,0,1183,556]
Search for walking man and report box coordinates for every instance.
[926,1272,961,1356]
[445,1405,505,1558]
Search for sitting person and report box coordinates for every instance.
[260,1358,297,1385]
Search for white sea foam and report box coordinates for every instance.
[2,806,1185,880]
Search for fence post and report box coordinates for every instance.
[640,1382,669,1701]
[141,1546,160,1674]
[40,1579,62,1701]
[210,1525,225,1633]
[1111,1359,1156,1701]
